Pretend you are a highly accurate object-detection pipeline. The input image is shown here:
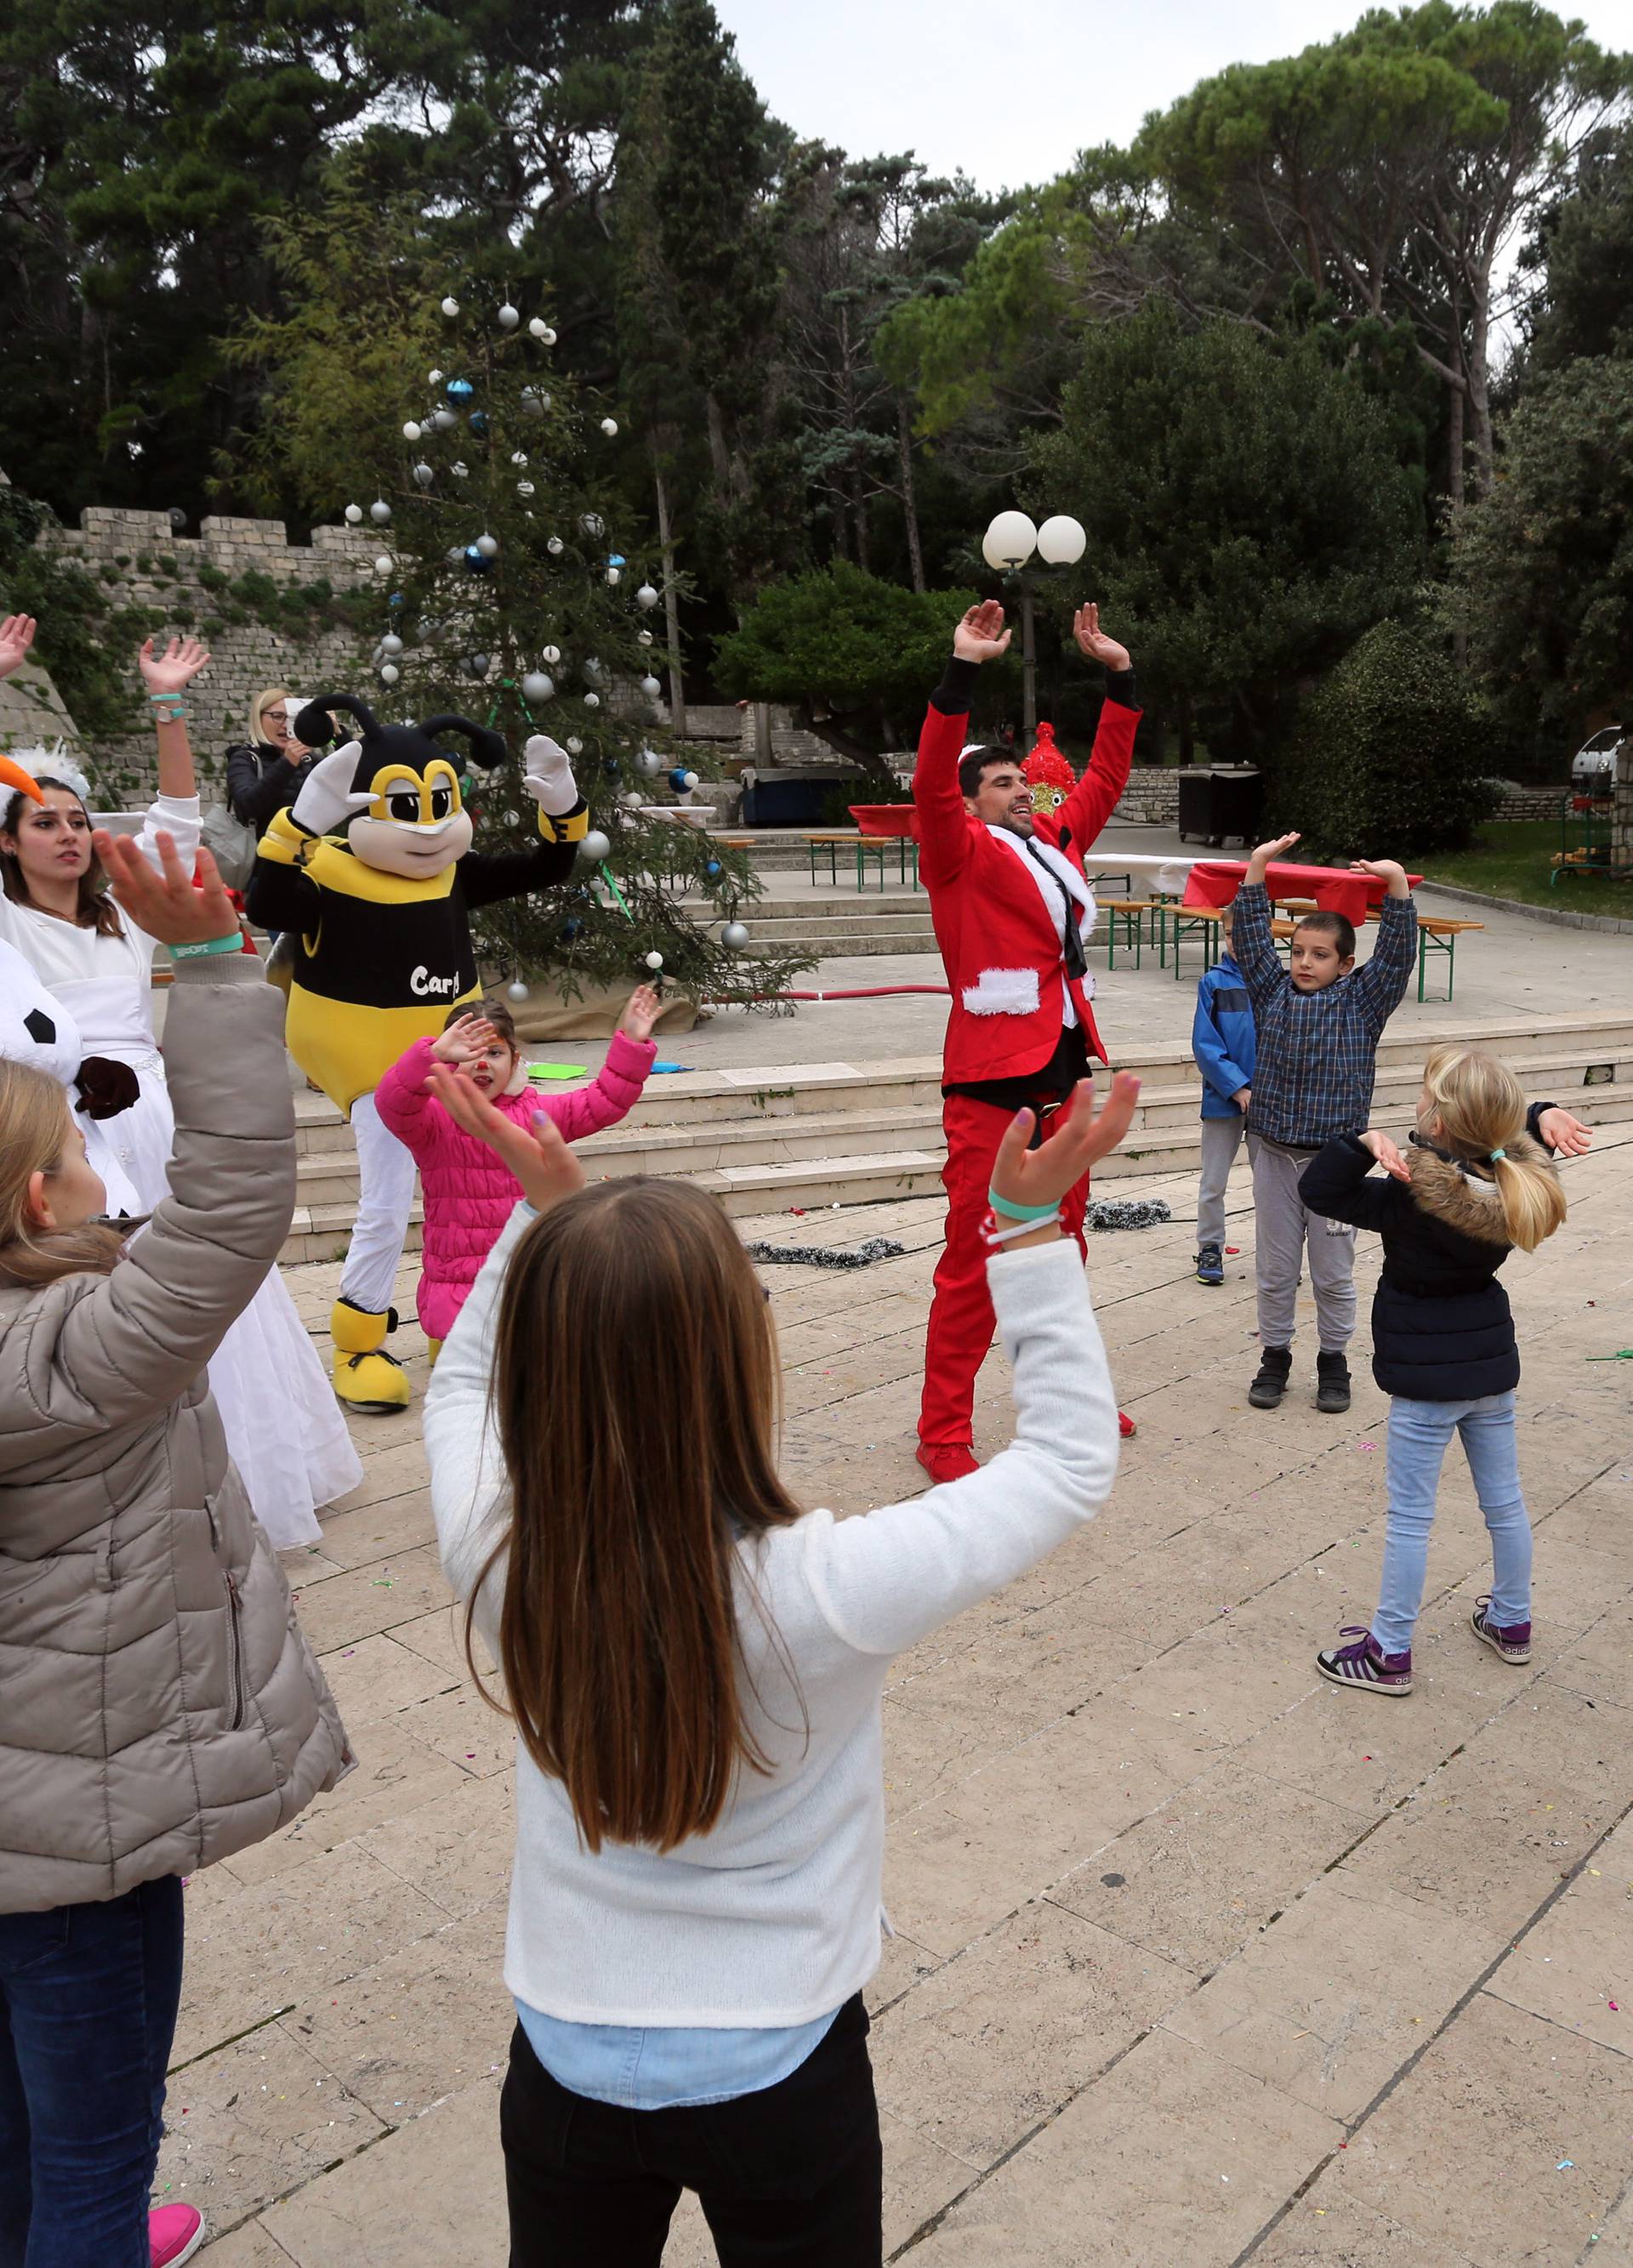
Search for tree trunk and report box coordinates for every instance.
[897,395,925,594]
[1465,271,1495,496]
[850,463,870,575]
[1447,376,1465,511]
[652,458,687,745]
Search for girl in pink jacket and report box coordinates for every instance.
[376,988,659,1356]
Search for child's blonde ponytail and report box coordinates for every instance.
[1421,1045,1568,1254]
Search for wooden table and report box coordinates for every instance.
[1416,917,1484,1002]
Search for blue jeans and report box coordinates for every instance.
[1373,1391,1532,1657]
[0,1877,185,2268]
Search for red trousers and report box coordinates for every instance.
[919,1092,1090,1448]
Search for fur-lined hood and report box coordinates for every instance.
[1408,1133,1555,1247]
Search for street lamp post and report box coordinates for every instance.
[981,511,1088,745]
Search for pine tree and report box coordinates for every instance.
[362,289,810,1013]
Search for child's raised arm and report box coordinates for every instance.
[1346,858,1418,1026]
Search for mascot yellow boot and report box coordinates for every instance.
[245,694,586,1413]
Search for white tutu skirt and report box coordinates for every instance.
[92,1058,361,1550]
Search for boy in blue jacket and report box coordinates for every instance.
[1191,900,1256,1285]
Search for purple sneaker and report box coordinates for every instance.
[1316,1626,1414,1696]
[1471,1599,1532,1665]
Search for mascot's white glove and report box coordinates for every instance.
[523,734,580,818]
[291,748,376,837]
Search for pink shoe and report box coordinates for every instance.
[150,2204,206,2267]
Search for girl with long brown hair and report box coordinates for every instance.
[424,1065,1141,2266]
[1299,1045,1590,1697]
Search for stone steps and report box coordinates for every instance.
[278,1012,1633,1264]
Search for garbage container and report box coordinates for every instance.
[1177,767,1264,848]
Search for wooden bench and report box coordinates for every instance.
[1416,916,1484,1003]
[804,829,919,890]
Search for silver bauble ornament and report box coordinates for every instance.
[498,303,519,330]
[636,747,662,776]
[373,554,394,576]
[381,634,404,656]
[541,645,561,665]
[432,407,458,431]
[344,503,363,524]
[583,692,600,708]
[371,497,392,525]
[600,418,619,438]
[402,420,422,441]
[547,536,564,555]
[579,829,612,863]
[465,652,490,677]
[428,368,443,384]
[623,789,645,809]
[521,671,555,702]
[721,922,749,951]
[578,513,605,539]
[640,674,662,698]
[637,629,654,647]
[450,459,469,478]
[517,480,535,498]
[441,295,459,317]
[643,952,664,972]
[475,531,499,559]
[527,316,548,338]
[510,451,529,466]
[506,980,529,1003]
[503,808,521,826]
[635,583,659,610]
[413,462,434,486]
[379,662,401,686]
[447,546,465,566]
[566,736,583,755]
[604,566,621,586]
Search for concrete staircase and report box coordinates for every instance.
[682,888,937,959]
[281,1013,1633,1265]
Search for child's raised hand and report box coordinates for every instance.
[1357,1128,1412,1182]
[1249,833,1300,873]
[990,1075,1141,1226]
[139,635,212,694]
[430,1015,499,1066]
[0,614,37,682]
[1536,1106,1592,1157]
[617,984,661,1043]
[424,1064,588,1213]
[1349,858,1407,885]
[96,831,239,946]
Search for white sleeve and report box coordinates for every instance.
[799,1239,1119,1657]
[0,941,83,1084]
[423,1197,538,1646]
[134,793,203,873]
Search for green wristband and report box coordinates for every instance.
[168,931,244,959]
[988,1188,1062,1222]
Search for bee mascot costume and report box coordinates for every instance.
[247,696,586,1412]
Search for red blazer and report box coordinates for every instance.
[914,694,1139,1083]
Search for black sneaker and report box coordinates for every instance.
[1249,1345,1292,1407]
[1195,1243,1224,1286]
[1316,1351,1351,1414]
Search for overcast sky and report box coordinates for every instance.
[714,0,1633,196]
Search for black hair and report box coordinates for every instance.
[958,747,1018,800]
[1292,908,1356,960]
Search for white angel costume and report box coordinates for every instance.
[0,789,360,1546]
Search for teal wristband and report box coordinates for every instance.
[988,1188,1061,1222]
[168,931,244,960]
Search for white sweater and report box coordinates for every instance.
[424,1206,1119,2027]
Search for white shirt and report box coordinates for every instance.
[425,1211,1119,2027]
[984,823,1096,1026]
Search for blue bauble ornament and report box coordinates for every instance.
[668,766,692,793]
[705,859,721,878]
[464,544,493,573]
[469,411,489,438]
[446,377,475,404]
[607,554,626,568]
[561,917,583,943]
[389,591,406,609]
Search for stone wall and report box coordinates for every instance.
[1614,740,1633,869]
[37,504,381,796]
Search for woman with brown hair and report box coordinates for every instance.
[423,1063,1140,2265]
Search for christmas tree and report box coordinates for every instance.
[350,287,810,1014]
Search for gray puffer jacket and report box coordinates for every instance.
[0,952,351,1913]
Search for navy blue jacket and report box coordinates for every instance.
[1191,952,1257,1121]
[1299,1105,1558,1401]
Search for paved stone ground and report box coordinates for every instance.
[167,1106,1633,2265]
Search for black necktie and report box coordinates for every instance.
[1021,839,1088,983]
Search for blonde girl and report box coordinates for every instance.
[1299,1045,1589,1695]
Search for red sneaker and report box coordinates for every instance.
[151,2205,206,2267]
[916,1442,979,1485]
[1118,1411,1137,1439]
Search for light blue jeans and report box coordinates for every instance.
[1373,1390,1532,1657]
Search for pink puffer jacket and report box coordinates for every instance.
[374,1030,657,1340]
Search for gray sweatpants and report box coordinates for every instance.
[1248,1133,1357,1353]
[1197,1112,1248,1250]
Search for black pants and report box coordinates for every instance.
[501,1992,884,2267]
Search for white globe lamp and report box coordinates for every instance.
[982,510,1038,571]
[1036,514,1087,567]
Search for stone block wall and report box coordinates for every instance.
[37,504,381,796]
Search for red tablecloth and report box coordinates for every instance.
[1182,859,1420,927]
[850,804,920,839]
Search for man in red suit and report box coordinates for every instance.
[915,596,1141,1483]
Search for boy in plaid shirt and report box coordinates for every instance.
[1232,830,1417,1414]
